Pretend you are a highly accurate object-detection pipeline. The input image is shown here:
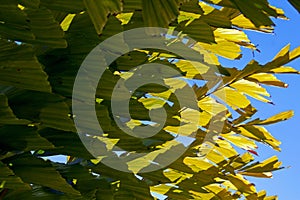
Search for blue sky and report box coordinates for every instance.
[219,0,300,199]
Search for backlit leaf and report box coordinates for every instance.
[230,79,271,103]
[214,87,251,109]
